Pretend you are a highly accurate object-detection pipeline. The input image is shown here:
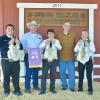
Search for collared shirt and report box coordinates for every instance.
[6,34,13,38]
[74,40,95,57]
[20,32,43,49]
[56,30,77,60]
[39,39,62,60]
[39,39,62,50]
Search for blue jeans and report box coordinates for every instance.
[59,59,75,89]
[24,54,39,90]
[41,59,57,92]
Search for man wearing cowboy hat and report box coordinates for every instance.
[20,20,43,93]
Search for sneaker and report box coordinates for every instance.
[39,91,45,95]
[78,89,83,92]
[33,87,40,90]
[69,88,74,92]
[50,90,57,94]
[88,91,93,95]
[4,92,10,97]
[14,91,23,96]
[62,87,67,90]
[25,89,31,93]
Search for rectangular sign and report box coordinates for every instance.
[25,9,88,26]
[28,48,42,68]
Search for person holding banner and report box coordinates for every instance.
[20,20,43,93]
[74,30,95,95]
[39,29,62,95]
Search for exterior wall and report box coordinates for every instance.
[0,0,100,52]
[0,0,3,36]
[0,0,100,81]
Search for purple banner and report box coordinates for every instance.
[28,48,42,68]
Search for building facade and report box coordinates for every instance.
[0,0,100,81]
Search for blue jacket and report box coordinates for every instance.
[0,35,23,58]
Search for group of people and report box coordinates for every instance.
[0,20,95,97]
